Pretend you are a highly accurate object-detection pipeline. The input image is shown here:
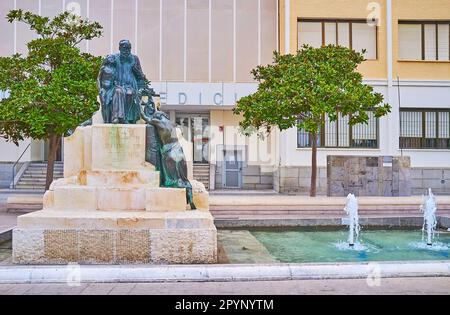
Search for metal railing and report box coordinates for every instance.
[11,143,31,189]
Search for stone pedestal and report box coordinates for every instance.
[13,124,216,264]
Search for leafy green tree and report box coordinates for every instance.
[234,45,391,197]
[0,10,102,190]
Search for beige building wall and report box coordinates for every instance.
[281,0,450,81]
[393,0,450,80]
[210,110,277,168]
[280,0,388,79]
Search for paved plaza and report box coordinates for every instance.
[0,277,449,295]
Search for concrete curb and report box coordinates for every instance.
[0,261,448,284]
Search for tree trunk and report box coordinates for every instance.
[45,133,60,191]
[310,132,318,197]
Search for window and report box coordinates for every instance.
[297,19,378,60]
[400,109,450,149]
[398,21,450,61]
[297,112,379,148]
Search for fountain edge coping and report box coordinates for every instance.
[0,261,448,284]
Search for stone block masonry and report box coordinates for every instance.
[327,156,412,197]
[274,166,327,195]
[214,164,274,190]
[410,168,450,196]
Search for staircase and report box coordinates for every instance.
[193,163,210,190]
[15,162,64,190]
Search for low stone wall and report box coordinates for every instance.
[327,156,411,197]
[273,166,327,195]
[242,165,273,190]
[214,164,273,190]
[274,161,450,196]
[410,168,450,195]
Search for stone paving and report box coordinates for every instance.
[0,277,449,295]
[217,230,279,263]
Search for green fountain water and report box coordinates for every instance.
[250,229,450,263]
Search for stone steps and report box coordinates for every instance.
[193,164,210,190]
[15,162,64,190]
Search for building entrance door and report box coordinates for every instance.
[223,150,242,188]
[175,114,210,164]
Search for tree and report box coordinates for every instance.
[234,45,391,197]
[0,10,103,190]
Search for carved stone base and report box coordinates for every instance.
[13,124,216,265]
[13,210,217,264]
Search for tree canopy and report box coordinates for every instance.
[234,45,391,196]
[0,10,103,145]
[234,45,391,136]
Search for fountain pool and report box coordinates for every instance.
[218,228,450,264]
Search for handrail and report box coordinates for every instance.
[11,143,31,189]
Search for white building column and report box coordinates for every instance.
[386,0,399,156]
[279,0,290,167]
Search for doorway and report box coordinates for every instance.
[222,149,243,188]
[175,114,210,164]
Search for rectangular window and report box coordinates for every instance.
[297,112,379,148]
[337,22,350,48]
[424,24,437,60]
[400,109,450,149]
[398,21,450,61]
[352,23,377,59]
[298,21,322,48]
[438,24,450,60]
[398,24,422,60]
[297,19,378,60]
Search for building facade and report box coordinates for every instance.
[277,0,450,195]
[0,0,449,194]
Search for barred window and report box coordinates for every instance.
[400,109,450,149]
[297,112,379,148]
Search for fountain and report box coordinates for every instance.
[420,188,437,246]
[343,193,360,247]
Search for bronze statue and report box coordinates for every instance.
[96,40,196,209]
[98,39,148,124]
[141,108,196,210]
[97,54,116,123]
